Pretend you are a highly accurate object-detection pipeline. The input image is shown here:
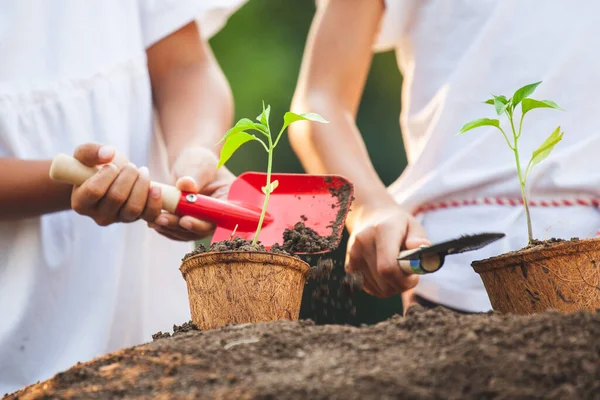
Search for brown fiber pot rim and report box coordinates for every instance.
[471,237,600,273]
[179,251,311,279]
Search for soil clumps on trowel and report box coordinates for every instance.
[325,178,354,245]
[182,179,353,261]
[181,222,333,261]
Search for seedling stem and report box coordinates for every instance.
[458,81,564,244]
[216,102,328,244]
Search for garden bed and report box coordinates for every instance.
[6,305,599,399]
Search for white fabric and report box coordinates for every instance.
[0,0,245,395]
[368,0,600,311]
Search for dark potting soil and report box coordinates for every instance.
[274,178,354,254]
[272,222,336,254]
[182,221,340,262]
[474,237,583,264]
[8,306,599,400]
[525,237,579,249]
[181,237,272,261]
[152,321,200,341]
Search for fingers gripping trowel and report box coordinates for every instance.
[396,233,506,275]
[48,154,354,254]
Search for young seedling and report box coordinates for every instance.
[458,81,564,244]
[216,102,328,244]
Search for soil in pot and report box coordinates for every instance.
[472,236,600,315]
[180,218,363,331]
[7,305,599,399]
[180,241,310,331]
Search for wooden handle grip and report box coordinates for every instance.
[49,153,181,213]
[49,153,98,186]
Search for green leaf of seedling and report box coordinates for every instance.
[217,118,262,145]
[286,111,329,124]
[525,126,564,176]
[512,81,542,107]
[521,98,563,116]
[261,179,279,194]
[217,132,258,168]
[493,95,509,116]
[272,111,329,147]
[457,118,500,135]
[281,111,328,131]
[257,101,271,128]
[484,94,508,108]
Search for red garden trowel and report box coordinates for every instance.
[396,232,505,275]
[49,153,353,254]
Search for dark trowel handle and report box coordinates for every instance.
[396,232,506,275]
[397,246,446,275]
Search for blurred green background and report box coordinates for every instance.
[207,0,408,325]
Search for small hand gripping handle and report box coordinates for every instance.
[49,153,181,213]
[48,153,272,230]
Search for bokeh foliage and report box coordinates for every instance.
[208,0,408,325]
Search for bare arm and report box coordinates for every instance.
[289,0,392,230]
[0,159,72,220]
[0,144,131,222]
[144,20,237,241]
[290,0,428,298]
[147,21,234,168]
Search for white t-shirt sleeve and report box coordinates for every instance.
[138,0,247,48]
[373,0,403,52]
[313,0,410,53]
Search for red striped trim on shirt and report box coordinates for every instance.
[411,196,600,237]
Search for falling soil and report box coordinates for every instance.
[310,258,335,280]
[8,306,599,399]
[307,256,362,321]
[339,272,364,295]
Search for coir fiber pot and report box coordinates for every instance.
[179,251,311,330]
[471,238,600,315]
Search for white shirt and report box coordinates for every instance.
[0,0,245,394]
[370,0,600,311]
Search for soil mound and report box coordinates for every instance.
[7,306,599,399]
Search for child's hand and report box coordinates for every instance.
[70,143,163,226]
[148,147,235,241]
[344,203,430,298]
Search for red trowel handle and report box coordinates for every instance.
[174,192,270,232]
[48,153,272,232]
